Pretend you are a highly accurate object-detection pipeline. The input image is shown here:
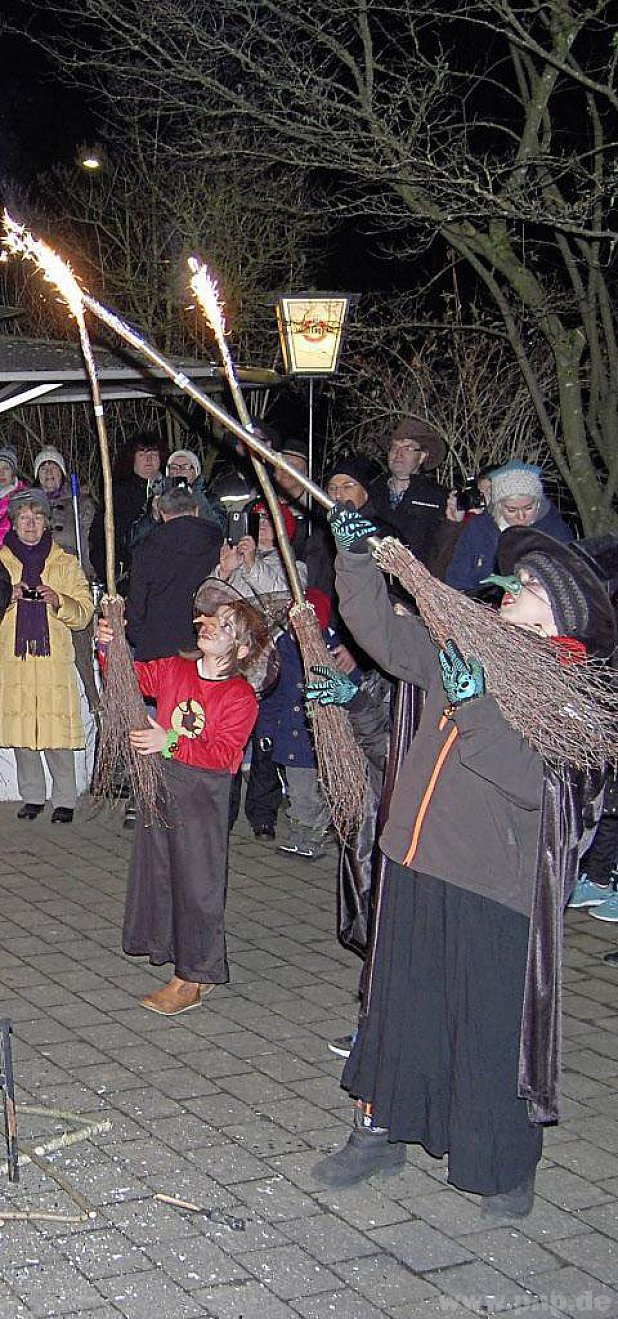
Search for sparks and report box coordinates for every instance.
[188,257,231,364]
[2,212,85,321]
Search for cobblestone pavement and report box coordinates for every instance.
[0,797,615,1318]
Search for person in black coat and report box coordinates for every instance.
[125,486,222,661]
[89,432,169,591]
[369,417,447,564]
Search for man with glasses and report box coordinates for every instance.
[370,417,447,564]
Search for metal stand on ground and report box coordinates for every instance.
[0,1020,18,1183]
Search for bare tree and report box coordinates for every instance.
[19,0,618,530]
[1,122,323,479]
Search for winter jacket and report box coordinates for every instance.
[40,483,97,579]
[369,472,447,565]
[334,546,544,916]
[89,473,149,589]
[0,480,26,547]
[126,515,223,661]
[128,476,227,551]
[0,541,94,749]
[256,623,360,768]
[335,547,603,1123]
[446,501,572,593]
[213,547,307,601]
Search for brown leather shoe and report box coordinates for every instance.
[139,976,215,1016]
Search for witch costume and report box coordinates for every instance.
[314,524,617,1210]
[122,580,277,989]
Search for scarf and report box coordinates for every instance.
[5,529,53,658]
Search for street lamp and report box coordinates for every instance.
[76,144,107,172]
[275,292,356,496]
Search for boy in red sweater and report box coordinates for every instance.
[98,585,273,1016]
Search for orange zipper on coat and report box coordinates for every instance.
[402,713,459,867]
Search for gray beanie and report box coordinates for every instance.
[517,551,590,639]
[491,461,543,506]
[0,447,18,474]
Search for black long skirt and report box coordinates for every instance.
[123,758,232,983]
[342,863,543,1196]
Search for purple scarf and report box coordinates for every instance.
[5,529,53,658]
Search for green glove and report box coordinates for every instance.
[305,664,359,706]
[438,640,485,706]
[327,502,377,552]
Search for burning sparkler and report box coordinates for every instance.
[1,212,162,819]
[5,215,612,774]
[189,255,369,838]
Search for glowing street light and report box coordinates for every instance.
[76,144,106,172]
[275,292,356,499]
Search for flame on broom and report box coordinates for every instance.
[189,255,369,841]
[1,212,163,822]
[3,212,86,323]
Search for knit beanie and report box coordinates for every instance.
[278,436,309,463]
[166,449,201,478]
[325,454,378,493]
[516,551,590,639]
[0,447,19,474]
[491,462,543,505]
[33,446,67,480]
[252,499,297,543]
[9,488,52,521]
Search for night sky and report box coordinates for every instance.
[0,16,94,183]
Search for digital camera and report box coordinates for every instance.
[226,507,259,545]
[147,475,191,499]
[455,479,486,514]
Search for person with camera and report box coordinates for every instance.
[369,418,447,564]
[0,490,94,823]
[446,461,572,594]
[214,499,307,598]
[428,470,492,581]
[128,449,227,550]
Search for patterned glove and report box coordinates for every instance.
[438,640,485,706]
[327,502,378,553]
[305,664,360,706]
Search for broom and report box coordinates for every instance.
[1,213,163,821]
[188,260,368,839]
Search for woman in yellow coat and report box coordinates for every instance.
[0,490,94,823]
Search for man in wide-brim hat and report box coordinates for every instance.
[369,416,447,564]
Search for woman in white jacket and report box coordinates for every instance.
[214,500,307,600]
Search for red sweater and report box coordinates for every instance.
[134,656,258,773]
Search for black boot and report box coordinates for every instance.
[482,1170,535,1220]
[313,1121,405,1189]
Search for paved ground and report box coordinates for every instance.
[0,797,615,1318]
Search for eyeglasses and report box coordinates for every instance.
[390,443,422,455]
[327,480,359,497]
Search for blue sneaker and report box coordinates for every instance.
[569,875,612,908]
[589,891,618,923]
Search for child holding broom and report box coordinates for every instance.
[97,579,275,1016]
